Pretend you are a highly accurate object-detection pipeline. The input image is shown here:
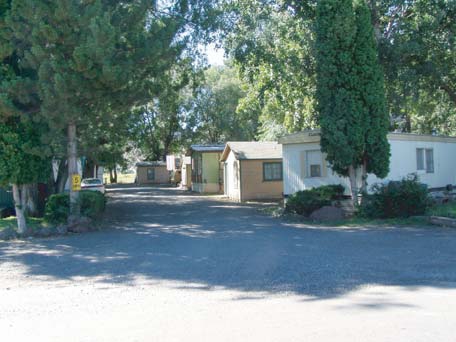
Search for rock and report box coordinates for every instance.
[56,225,68,235]
[0,227,17,240]
[310,206,346,222]
[36,227,53,237]
[68,216,92,233]
[429,216,456,228]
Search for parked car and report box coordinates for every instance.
[81,178,105,194]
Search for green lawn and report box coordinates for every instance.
[328,216,429,227]
[427,201,456,219]
[103,173,136,184]
[0,217,45,232]
[260,205,429,227]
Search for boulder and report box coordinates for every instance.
[67,216,92,233]
[56,225,68,235]
[0,227,17,240]
[310,205,345,222]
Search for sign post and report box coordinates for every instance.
[72,174,81,192]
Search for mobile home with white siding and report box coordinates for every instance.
[279,130,456,197]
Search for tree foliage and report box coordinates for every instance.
[315,0,389,200]
[2,0,214,219]
[182,64,257,144]
[221,0,455,137]
[224,0,317,139]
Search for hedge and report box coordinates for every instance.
[45,190,106,224]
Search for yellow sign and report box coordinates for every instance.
[72,174,81,191]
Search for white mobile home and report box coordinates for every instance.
[279,130,456,196]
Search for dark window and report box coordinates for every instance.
[306,150,322,177]
[425,149,434,173]
[310,164,321,177]
[417,148,434,173]
[147,168,155,181]
[263,162,283,181]
[416,148,425,170]
[191,154,203,183]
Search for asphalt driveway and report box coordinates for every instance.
[1,185,455,341]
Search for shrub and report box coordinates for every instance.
[286,184,345,216]
[44,193,70,224]
[45,191,106,224]
[359,174,430,218]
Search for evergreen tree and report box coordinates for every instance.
[5,0,201,224]
[353,0,390,191]
[315,0,390,203]
[0,0,50,233]
[0,119,50,234]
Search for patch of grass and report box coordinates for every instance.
[260,203,430,227]
[427,201,456,219]
[327,216,429,227]
[0,217,17,231]
[0,217,45,232]
[103,173,136,184]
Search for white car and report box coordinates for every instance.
[81,178,105,194]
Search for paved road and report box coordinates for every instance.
[1,185,456,341]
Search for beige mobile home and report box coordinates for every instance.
[188,145,225,193]
[279,130,456,197]
[220,142,283,202]
[136,161,170,185]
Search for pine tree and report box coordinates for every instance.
[315,0,390,204]
[5,0,197,224]
[0,119,50,234]
[0,0,51,233]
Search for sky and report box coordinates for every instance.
[205,43,226,66]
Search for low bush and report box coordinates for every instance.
[45,191,106,224]
[359,174,430,218]
[285,184,345,216]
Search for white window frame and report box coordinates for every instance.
[416,148,434,173]
[306,150,322,178]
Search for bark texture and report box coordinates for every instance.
[12,184,28,234]
[68,123,80,224]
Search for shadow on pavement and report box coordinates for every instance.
[1,185,456,300]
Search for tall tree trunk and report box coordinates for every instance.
[68,123,80,224]
[109,168,115,183]
[55,159,69,193]
[83,158,95,179]
[12,184,28,234]
[359,158,368,205]
[23,184,39,217]
[404,113,412,133]
[348,165,359,207]
[113,166,118,183]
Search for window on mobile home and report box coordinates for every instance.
[147,168,155,180]
[425,149,434,173]
[263,162,283,181]
[416,148,434,173]
[233,162,239,188]
[306,150,322,177]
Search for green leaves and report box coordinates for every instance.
[0,118,50,187]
